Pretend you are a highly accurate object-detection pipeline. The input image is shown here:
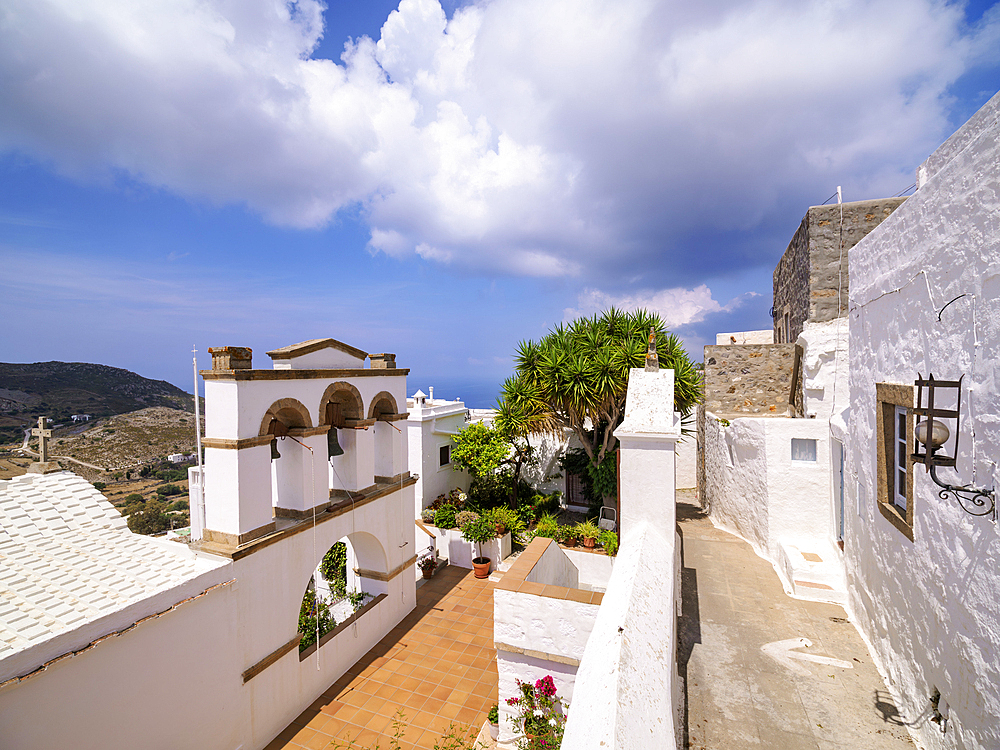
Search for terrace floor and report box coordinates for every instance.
[677,489,914,749]
[265,565,497,750]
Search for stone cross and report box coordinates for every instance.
[32,416,52,462]
[644,327,659,372]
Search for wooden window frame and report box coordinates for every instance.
[875,382,914,541]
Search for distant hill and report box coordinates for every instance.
[0,361,193,442]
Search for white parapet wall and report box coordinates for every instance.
[561,366,682,749]
[561,522,678,750]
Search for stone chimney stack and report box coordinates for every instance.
[369,353,396,369]
[208,347,252,370]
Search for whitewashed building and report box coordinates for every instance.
[0,338,419,750]
[842,89,1000,749]
[406,387,470,516]
[700,89,1000,749]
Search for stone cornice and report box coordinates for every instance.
[201,368,409,381]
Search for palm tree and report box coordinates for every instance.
[499,308,702,495]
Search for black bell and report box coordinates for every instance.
[328,428,345,457]
[270,438,281,461]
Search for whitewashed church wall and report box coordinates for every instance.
[844,90,1000,750]
[0,566,238,750]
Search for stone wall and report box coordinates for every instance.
[703,344,797,417]
[772,198,907,343]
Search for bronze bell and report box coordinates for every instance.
[328,427,345,457]
[270,438,281,461]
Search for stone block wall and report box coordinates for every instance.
[773,198,907,343]
[703,344,797,417]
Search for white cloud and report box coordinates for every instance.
[564,285,756,330]
[0,0,996,278]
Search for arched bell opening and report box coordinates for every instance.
[369,392,400,481]
[297,532,388,653]
[259,398,312,511]
[321,383,365,492]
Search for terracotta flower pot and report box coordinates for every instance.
[422,568,434,580]
[583,537,596,548]
[473,557,491,579]
[496,523,506,536]
[563,537,577,548]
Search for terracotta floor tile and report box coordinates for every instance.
[438,701,463,721]
[267,570,498,750]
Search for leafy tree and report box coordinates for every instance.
[92,482,106,491]
[450,420,535,507]
[500,308,702,495]
[156,483,182,496]
[127,499,169,535]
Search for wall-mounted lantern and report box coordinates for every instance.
[911,373,995,517]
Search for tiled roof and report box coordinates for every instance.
[0,472,212,659]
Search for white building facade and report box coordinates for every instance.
[843,90,1000,749]
[406,387,470,516]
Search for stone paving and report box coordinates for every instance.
[677,490,914,749]
[266,565,497,750]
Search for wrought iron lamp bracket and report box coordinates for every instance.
[928,462,996,518]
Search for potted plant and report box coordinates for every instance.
[418,552,438,579]
[487,704,500,740]
[559,525,578,547]
[461,515,497,579]
[506,675,567,749]
[598,529,618,556]
[486,505,521,537]
[577,520,600,548]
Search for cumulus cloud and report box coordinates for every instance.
[564,285,755,330]
[0,0,996,279]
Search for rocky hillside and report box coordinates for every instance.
[0,361,194,444]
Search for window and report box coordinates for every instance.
[439,444,451,468]
[875,383,914,541]
[791,438,817,462]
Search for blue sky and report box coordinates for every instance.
[1,0,999,407]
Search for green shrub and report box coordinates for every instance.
[455,510,480,528]
[488,705,499,724]
[92,482,106,491]
[558,525,578,544]
[124,493,144,504]
[485,506,523,535]
[534,492,561,518]
[168,499,189,512]
[599,530,618,556]
[127,499,169,535]
[319,542,347,597]
[434,504,457,529]
[298,589,335,651]
[156,484,183,497]
[533,513,560,539]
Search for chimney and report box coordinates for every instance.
[429,386,434,401]
[208,347,252,370]
[369,353,396,369]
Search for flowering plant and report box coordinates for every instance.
[418,552,438,574]
[505,675,566,749]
